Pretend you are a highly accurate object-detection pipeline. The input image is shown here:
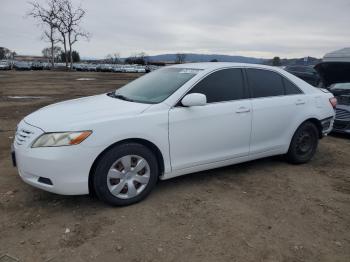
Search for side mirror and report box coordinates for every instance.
[181,93,207,107]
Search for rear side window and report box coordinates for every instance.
[246,68,284,98]
[189,68,245,103]
[283,78,302,95]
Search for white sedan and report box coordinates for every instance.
[12,63,336,206]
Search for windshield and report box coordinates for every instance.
[114,67,201,104]
[330,83,350,90]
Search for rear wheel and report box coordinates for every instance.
[286,122,319,164]
[93,143,158,206]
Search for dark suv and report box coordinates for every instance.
[284,65,321,87]
[327,83,350,134]
[315,61,350,134]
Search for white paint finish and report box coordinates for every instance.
[169,99,252,170]
[13,63,335,195]
[181,93,207,107]
[249,94,307,155]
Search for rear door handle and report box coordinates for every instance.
[295,99,306,105]
[235,106,251,113]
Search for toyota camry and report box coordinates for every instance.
[12,63,336,206]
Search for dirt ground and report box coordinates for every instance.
[0,70,349,262]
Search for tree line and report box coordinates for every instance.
[0,47,16,60]
[28,0,89,69]
[103,52,188,65]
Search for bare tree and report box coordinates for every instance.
[105,54,113,63]
[55,0,89,69]
[55,13,69,67]
[113,53,120,64]
[28,0,60,68]
[42,46,62,62]
[175,53,186,64]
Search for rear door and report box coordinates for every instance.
[246,68,305,154]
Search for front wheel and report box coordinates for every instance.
[93,143,159,206]
[286,122,319,164]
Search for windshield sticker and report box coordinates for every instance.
[179,69,202,74]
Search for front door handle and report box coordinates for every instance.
[295,99,306,105]
[235,107,251,113]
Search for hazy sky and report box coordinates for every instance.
[1,0,349,59]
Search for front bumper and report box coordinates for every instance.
[320,117,334,136]
[333,120,350,134]
[332,105,350,134]
[13,120,101,195]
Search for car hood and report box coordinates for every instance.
[315,62,350,87]
[24,94,152,131]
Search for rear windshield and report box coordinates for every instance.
[114,67,201,103]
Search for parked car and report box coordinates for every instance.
[87,64,97,72]
[73,63,83,71]
[32,62,44,70]
[136,66,146,73]
[112,65,123,72]
[14,61,32,70]
[97,64,113,72]
[12,63,335,206]
[0,60,11,70]
[315,47,350,134]
[54,63,68,70]
[328,83,350,133]
[122,65,136,73]
[42,62,51,70]
[74,63,91,71]
[284,65,321,87]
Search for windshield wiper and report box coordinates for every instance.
[108,92,135,102]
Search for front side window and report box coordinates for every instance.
[247,68,284,98]
[114,67,201,104]
[188,68,245,103]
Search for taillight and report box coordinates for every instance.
[329,97,337,109]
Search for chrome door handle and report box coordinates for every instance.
[235,107,251,113]
[295,99,306,105]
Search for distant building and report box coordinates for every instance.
[14,55,49,62]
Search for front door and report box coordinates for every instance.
[169,68,252,171]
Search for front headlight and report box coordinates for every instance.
[32,131,92,148]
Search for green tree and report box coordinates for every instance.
[60,50,80,62]
[175,53,186,64]
[272,56,281,66]
[0,47,11,59]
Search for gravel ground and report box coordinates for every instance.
[0,70,349,262]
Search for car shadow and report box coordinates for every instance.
[329,132,350,139]
[25,156,284,209]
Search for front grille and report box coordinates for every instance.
[15,128,34,146]
[335,108,350,120]
[14,120,43,147]
[336,95,350,106]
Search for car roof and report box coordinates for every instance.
[168,62,278,71]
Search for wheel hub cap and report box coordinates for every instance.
[107,155,150,199]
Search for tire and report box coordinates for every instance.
[93,143,159,206]
[286,121,319,164]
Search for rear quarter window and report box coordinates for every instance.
[283,77,302,95]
